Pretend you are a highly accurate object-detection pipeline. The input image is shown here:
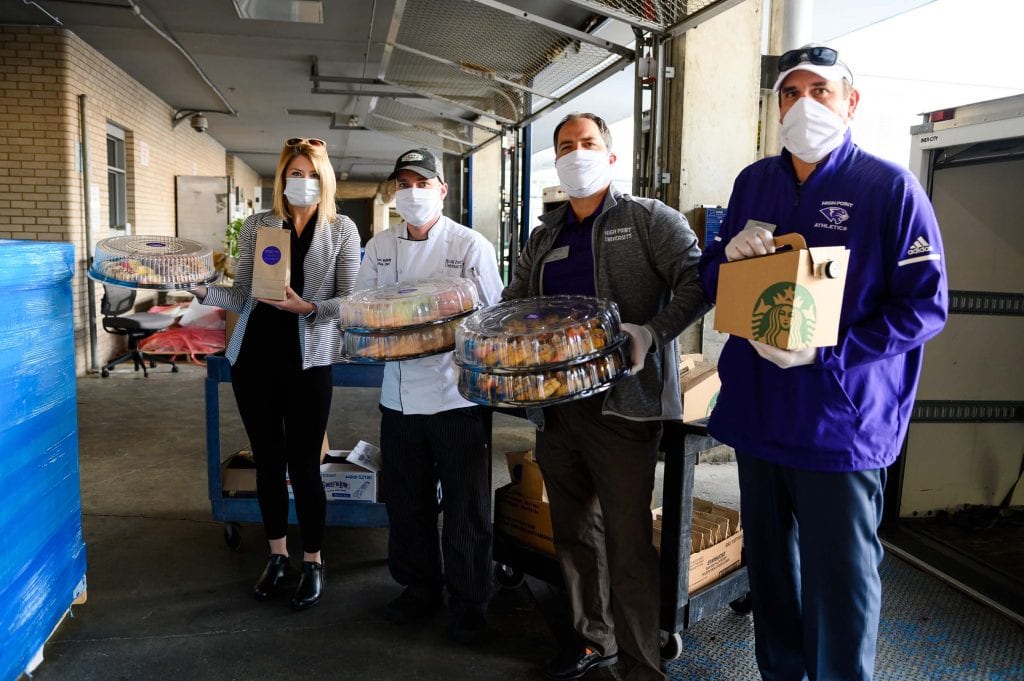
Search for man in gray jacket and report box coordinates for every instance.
[503,113,707,681]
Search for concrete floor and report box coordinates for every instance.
[33,361,741,681]
[36,361,1024,681]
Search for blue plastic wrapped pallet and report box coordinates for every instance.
[0,240,87,681]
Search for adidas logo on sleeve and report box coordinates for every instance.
[907,236,933,255]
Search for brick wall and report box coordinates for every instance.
[0,25,238,374]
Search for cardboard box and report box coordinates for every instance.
[494,483,555,555]
[494,450,554,554]
[288,449,378,503]
[251,227,290,300]
[221,449,256,496]
[653,499,744,594]
[221,435,349,497]
[679,354,721,424]
[714,232,849,349]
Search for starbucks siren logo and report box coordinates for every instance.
[751,282,816,347]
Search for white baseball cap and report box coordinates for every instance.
[773,44,854,92]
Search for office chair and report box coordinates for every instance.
[100,284,178,378]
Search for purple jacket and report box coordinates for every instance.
[699,131,948,472]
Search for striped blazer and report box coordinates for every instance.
[204,210,360,368]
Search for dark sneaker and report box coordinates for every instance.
[384,587,442,625]
[542,646,618,681]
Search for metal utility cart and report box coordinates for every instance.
[493,420,750,661]
[204,354,389,549]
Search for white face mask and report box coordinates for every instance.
[395,187,443,227]
[284,177,320,207]
[555,149,613,198]
[780,97,848,164]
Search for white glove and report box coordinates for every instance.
[725,224,775,261]
[621,323,654,374]
[749,340,816,369]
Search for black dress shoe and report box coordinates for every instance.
[542,646,618,681]
[290,561,324,611]
[253,554,291,601]
[384,587,442,624]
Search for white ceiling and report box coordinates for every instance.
[1,0,941,180]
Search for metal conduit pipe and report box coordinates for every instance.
[125,0,236,117]
[79,94,99,373]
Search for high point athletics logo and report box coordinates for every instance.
[751,282,816,347]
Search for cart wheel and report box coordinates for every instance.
[171,365,179,373]
[660,630,683,661]
[494,563,525,589]
[729,592,753,614]
[100,368,109,378]
[223,522,242,551]
[149,360,157,368]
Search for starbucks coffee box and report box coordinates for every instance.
[714,233,849,349]
[252,227,290,300]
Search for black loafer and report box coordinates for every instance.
[290,561,324,611]
[253,554,291,601]
[384,587,442,624]
[542,646,618,681]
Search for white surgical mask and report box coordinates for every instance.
[284,177,320,207]
[555,149,613,198]
[395,187,442,227]
[780,97,848,164]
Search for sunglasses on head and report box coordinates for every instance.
[286,137,327,149]
[778,46,838,73]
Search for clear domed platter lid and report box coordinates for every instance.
[340,278,480,332]
[454,295,625,372]
[88,235,218,290]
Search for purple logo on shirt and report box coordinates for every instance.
[819,207,850,224]
[262,246,282,265]
[751,282,816,348]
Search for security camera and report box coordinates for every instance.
[190,113,208,133]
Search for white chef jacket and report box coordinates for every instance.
[354,216,504,415]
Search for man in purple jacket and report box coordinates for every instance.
[699,45,947,680]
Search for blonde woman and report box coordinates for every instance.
[193,137,359,610]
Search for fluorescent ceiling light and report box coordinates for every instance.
[233,0,323,23]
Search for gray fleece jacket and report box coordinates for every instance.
[503,187,709,421]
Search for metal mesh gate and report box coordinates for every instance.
[373,0,632,155]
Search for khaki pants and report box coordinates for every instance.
[536,395,666,681]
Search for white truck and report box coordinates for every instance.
[883,93,1024,622]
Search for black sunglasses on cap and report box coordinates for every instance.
[285,137,327,149]
[778,46,838,73]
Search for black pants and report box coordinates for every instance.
[379,405,492,612]
[231,358,332,553]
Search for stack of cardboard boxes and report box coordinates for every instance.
[493,450,744,594]
[652,499,743,594]
[679,353,721,424]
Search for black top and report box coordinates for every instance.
[236,211,318,369]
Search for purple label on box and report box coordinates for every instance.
[262,246,282,265]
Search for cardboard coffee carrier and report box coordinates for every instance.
[714,232,849,349]
[251,227,290,300]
